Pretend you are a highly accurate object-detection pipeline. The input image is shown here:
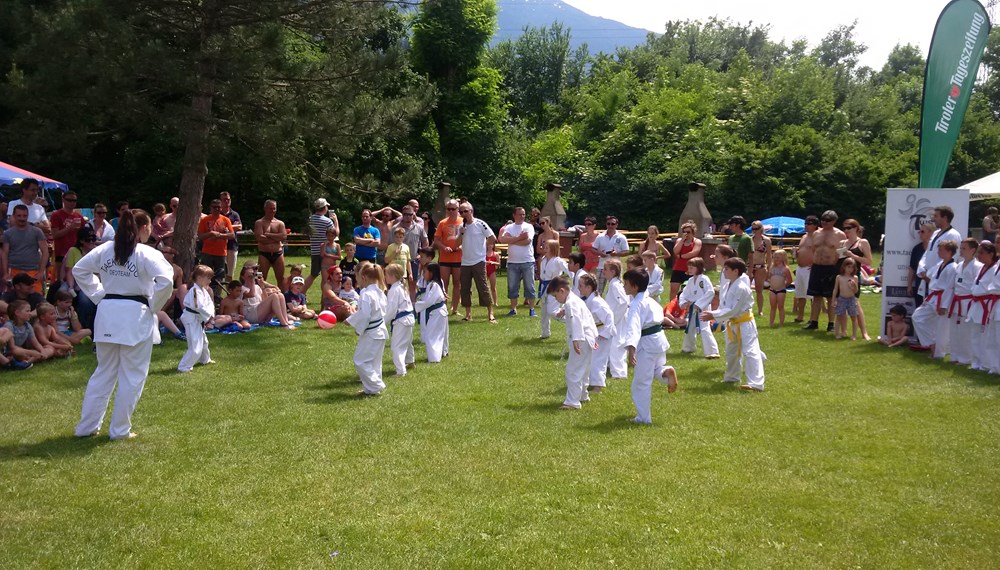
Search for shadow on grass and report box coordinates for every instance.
[503,401,563,415]
[680,380,740,395]
[850,341,1000,388]
[0,434,107,462]
[584,415,646,433]
[508,336,551,346]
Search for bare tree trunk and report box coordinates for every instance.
[174,2,221,275]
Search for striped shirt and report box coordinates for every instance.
[309,214,334,255]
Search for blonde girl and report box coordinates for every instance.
[768,249,794,327]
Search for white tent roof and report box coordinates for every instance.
[960,171,1000,199]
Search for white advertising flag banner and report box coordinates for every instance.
[881,188,969,338]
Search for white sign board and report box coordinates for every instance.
[881,188,969,338]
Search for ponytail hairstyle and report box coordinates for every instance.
[114,209,150,266]
[357,262,386,293]
[425,262,443,290]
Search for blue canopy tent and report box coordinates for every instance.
[0,160,70,213]
[760,216,805,237]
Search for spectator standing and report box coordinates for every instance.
[593,215,629,294]
[498,206,536,316]
[196,199,234,300]
[804,210,847,332]
[50,191,85,282]
[219,192,242,281]
[109,201,130,231]
[352,209,381,264]
[907,223,934,308]
[0,201,8,231]
[726,216,752,263]
[7,178,50,234]
[160,197,179,248]
[983,206,999,243]
[434,199,464,315]
[255,200,288,285]
[392,205,429,300]
[577,216,600,273]
[670,221,701,301]
[151,203,172,244]
[371,207,399,265]
[304,198,337,291]
[2,205,49,294]
[793,216,819,322]
[455,201,497,323]
[87,203,116,244]
[408,199,425,229]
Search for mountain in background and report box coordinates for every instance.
[494,0,653,55]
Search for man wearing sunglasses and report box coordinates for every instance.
[50,191,86,282]
[593,216,629,294]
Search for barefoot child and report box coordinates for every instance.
[967,241,997,371]
[911,239,958,357]
[768,249,793,327]
[538,239,569,339]
[949,238,981,365]
[4,300,50,362]
[54,290,92,345]
[213,280,251,330]
[485,241,500,306]
[602,259,629,380]
[33,303,74,357]
[832,258,860,340]
[178,265,215,372]
[547,275,598,409]
[702,258,765,391]
[678,257,720,358]
[879,304,910,347]
[385,263,415,376]
[580,273,615,393]
[414,262,449,362]
[345,263,388,395]
[619,268,677,424]
[284,276,317,320]
[641,250,664,301]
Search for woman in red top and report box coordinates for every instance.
[670,221,702,301]
[578,216,600,273]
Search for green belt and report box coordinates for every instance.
[640,324,662,337]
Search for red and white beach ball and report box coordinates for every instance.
[317,310,338,329]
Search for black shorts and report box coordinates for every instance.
[807,264,837,298]
[669,271,690,284]
[440,261,461,268]
[259,250,283,264]
[310,254,323,277]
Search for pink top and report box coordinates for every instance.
[579,234,599,271]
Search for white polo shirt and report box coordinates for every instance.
[460,218,495,266]
[7,199,47,225]
[502,221,535,264]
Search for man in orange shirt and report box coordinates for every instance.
[197,199,235,301]
[433,199,463,315]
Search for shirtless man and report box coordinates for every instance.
[804,210,846,331]
[254,200,287,285]
[793,215,819,322]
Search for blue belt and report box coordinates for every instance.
[537,280,551,304]
[391,310,413,333]
[365,319,384,332]
[684,304,700,335]
[423,301,445,323]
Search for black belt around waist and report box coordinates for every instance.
[184,307,200,315]
[105,294,149,307]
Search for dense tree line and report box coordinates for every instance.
[2,1,1000,249]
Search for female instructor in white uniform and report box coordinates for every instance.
[73,209,173,440]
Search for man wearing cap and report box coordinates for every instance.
[255,199,287,286]
[197,199,235,301]
[50,191,86,282]
[219,192,242,281]
[305,198,338,291]
[455,201,497,323]
[1,273,46,312]
[593,215,629,294]
[793,215,820,322]
[7,178,51,234]
[804,210,847,331]
[726,216,752,263]
[2,204,49,294]
[352,209,381,264]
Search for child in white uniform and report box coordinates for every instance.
[619,268,677,424]
[537,239,569,339]
[414,262,449,363]
[912,240,958,358]
[985,248,1000,373]
[547,276,598,409]
[178,265,216,372]
[702,258,765,391]
[678,257,719,358]
[967,242,997,371]
[385,264,415,376]
[345,264,388,395]
[949,238,981,366]
[641,251,664,301]
[602,259,629,380]
[580,273,615,392]
[568,252,587,298]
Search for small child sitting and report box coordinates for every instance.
[879,304,910,347]
[53,290,92,345]
[4,300,50,362]
[0,303,29,370]
[214,280,251,330]
[33,302,74,357]
[285,276,317,320]
[339,276,360,307]
[283,264,306,294]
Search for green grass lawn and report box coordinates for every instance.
[2,255,999,568]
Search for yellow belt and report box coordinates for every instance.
[726,312,754,345]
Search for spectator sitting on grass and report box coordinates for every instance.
[213,280,251,330]
[4,299,51,362]
[285,276,317,320]
[239,264,296,329]
[53,290,91,345]
[321,265,354,322]
[2,273,46,313]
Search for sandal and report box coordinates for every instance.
[488,317,498,324]
[462,315,472,322]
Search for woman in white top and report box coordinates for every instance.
[72,209,173,440]
[86,203,116,243]
[238,265,295,328]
